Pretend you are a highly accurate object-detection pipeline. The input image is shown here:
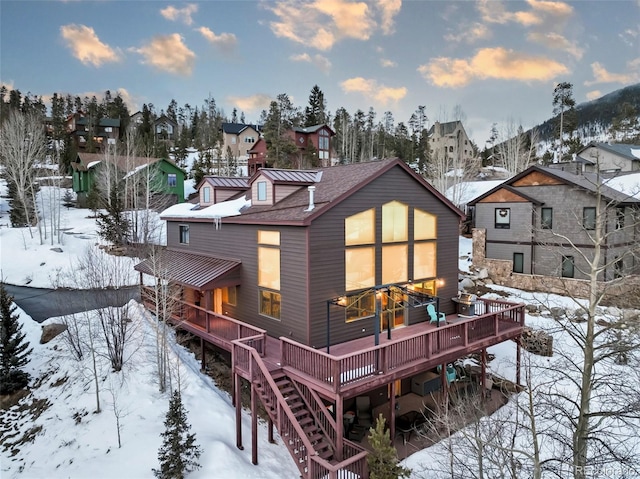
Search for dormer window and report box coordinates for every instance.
[257,181,267,201]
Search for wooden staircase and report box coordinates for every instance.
[270,372,335,464]
[233,338,369,478]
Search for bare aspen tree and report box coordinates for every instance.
[140,244,182,393]
[0,110,46,237]
[494,119,539,175]
[527,162,640,477]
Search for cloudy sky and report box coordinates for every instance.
[1,0,639,145]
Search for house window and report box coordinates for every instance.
[616,207,625,229]
[257,181,267,201]
[345,290,375,323]
[222,286,237,306]
[345,247,375,290]
[319,136,329,150]
[179,225,189,244]
[562,255,574,278]
[105,126,112,133]
[513,253,524,273]
[382,245,408,284]
[258,230,281,319]
[412,280,436,296]
[614,257,624,279]
[541,208,553,229]
[231,137,237,144]
[414,242,436,279]
[449,146,453,152]
[583,207,596,230]
[382,201,408,242]
[345,209,374,245]
[495,208,511,229]
[414,208,436,240]
[259,290,281,320]
[203,186,211,203]
[168,174,177,187]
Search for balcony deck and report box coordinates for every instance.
[141,287,524,400]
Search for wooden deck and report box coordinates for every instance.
[141,287,524,399]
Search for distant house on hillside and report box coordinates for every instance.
[547,142,640,175]
[65,112,120,153]
[219,123,262,171]
[428,121,474,164]
[247,123,335,174]
[154,115,178,143]
[468,165,640,284]
[70,152,186,207]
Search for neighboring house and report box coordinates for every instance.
[154,115,178,142]
[576,142,640,174]
[135,158,525,478]
[65,112,120,152]
[428,120,474,164]
[219,122,262,170]
[70,152,186,206]
[468,165,640,281]
[247,123,335,174]
[196,176,249,207]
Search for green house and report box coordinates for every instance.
[71,152,186,207]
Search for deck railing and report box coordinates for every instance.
[141,285,267,355]
[281,298,524,394]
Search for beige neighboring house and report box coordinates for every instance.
[428,120,474,163]
[219,123,262,170]
[576,142,640,174]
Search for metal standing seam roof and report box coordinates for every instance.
[134,250,241,289]
[257,169,321,184]
[203,177,250,189]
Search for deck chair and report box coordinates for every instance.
[427,303,446,325]
[355,396,372,427]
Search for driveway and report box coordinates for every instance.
[3,284,140,323]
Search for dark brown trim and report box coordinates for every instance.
[486,239,638,250]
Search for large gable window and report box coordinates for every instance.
[345,247,375,290]
[415,209,436,240]
[382,201,408,242]
[345,209,374,245]
[382,245,407,284]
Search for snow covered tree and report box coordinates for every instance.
[367,414,411,479]
[0,283,32,395]
[153,389,202,479]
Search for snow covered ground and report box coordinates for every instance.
[1,178,639,478]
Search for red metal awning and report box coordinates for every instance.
[134,249,241,291]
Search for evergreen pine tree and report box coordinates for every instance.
[153,390,203,479]
[96,180,130,246]
[366,414,411,479]
[0,283,32,395]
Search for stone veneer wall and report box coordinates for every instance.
[472,228,640,302]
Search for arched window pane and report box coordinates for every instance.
[345,209,375,245]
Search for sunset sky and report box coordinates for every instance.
[1,0,639,145]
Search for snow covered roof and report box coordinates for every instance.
[160,195,250,219]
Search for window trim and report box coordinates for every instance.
[259,289,281,320]
[495,208,511,229]
[179,224,189,244]
[541,207,553,229]
[167,173,177,188]
[583,207,596,230]
[513,252,524,274]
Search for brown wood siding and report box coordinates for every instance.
[166,220,309,342]
[275,184,301,202]
[213,189,238,203]
[513,170,563,186]
[479,189,530,203]
[306,167,460,348]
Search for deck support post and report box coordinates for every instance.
[235,372,243,450]
[440,363,448,406]
[335,397,344,461]
[251,383,258,465]
[268,418,274,444]
[390,381,397,442]
[200,338,206,372]
[516,337,522,387]
[481,349,487,401]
